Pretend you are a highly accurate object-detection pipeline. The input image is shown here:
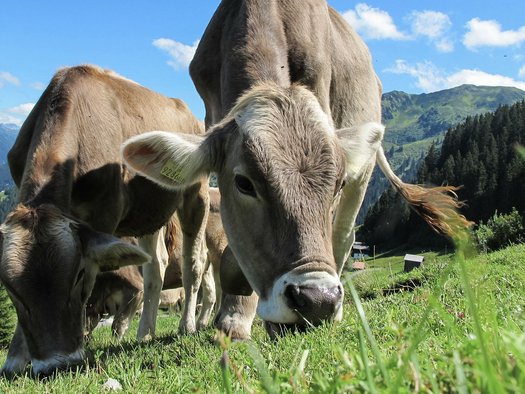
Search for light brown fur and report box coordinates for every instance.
[125,0,468,340]
[0,65,209,376]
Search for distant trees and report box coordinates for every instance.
[0,284,15,348]
[0,186,16,222]
[474,208,525,252]
[0,186,16,347]
[360,100,525,250]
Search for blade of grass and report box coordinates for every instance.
[247,343,280,394]
[220,351,233,394]
[455,247,502,394]
[347,280,390,385]
[391,258,457,391]
[453,350,468,394]
[358,326,377,394]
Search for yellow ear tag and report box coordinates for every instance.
[160,159,184,184]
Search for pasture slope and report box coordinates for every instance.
[1,243,524,392]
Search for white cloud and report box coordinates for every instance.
[410,11,451,38]
[385,60,525,92]
[153,38,199,70]
[0,71,20,88]
[519,66,525,79]
[448,69,525,91]
[0,103,35,126]
[464,18,525,50]
[342,3,409,40]
[8,103,35,116]
[410,11,454,52]
[0,112,24,126]
[30,82,46,90]
[385,60,444,91]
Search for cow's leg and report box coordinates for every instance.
[197,258,216,329]
[212,255,222,313]
[137,228,168,340]
[112,292,143,340]
[214,293,258,340]
[332,162,375,273]
[331,162,375,321]
[84,313,102,339]
[1,323,30,377]
[178,181,210,334]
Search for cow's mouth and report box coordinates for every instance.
[263,320,310,340]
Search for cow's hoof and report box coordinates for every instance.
[214,314,251,341]
[137,334,153,342]
[178,321,197,335]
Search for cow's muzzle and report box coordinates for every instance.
[284,283,343,325]
[257,270,343,326]
[31,348,86,377]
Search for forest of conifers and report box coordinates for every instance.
[360,100,525,249]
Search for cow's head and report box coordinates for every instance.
[0,204,149,376]
[122,83,383,330]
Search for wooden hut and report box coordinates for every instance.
[403,254,424,272]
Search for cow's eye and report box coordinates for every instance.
[234,175,257,197]
[335,179,346,197]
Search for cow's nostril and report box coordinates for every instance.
[284,283,343,324]
[284,284,305,309]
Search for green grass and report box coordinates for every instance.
[2,244,525,392]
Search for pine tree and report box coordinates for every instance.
[0,283,15,348]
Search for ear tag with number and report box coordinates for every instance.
[160,159,184,184]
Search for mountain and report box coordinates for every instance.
[359,99,525,249]
[0,123,19,188]
[382,85,525,144]
[0,123,18,165]
[357,85,525,224]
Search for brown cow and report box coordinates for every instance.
[85,188,227,338]
[85,265,144,339]
[122,0,467,339]
[0,65,209,376]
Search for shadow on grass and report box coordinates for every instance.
[85,328,217,370]
[373,243,451,259]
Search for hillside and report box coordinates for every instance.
[0,123,18,165]
[0,123,18,188]
[358,85,525,223]
[382,84,525,144]
[360,99,525,248]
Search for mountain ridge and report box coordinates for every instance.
[382,84,525,145]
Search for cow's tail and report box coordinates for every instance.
[376,147,473,237]
[164,215,181,257]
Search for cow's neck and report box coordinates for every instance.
[18,131,76,212]
[241,0,290,86]
[19,160,74,212]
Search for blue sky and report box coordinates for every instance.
[1,0,524,126]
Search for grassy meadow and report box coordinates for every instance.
[1,243,525,393]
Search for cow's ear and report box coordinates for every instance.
[76,224,150,271]
[336,122,384,179]
[220,246,253,296]
[121,131,209,189]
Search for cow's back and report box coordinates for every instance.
[190,0,381,129]
[8,65,204,235]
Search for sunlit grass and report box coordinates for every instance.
[1,242,525,392]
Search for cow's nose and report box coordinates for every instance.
[284,283,343,324]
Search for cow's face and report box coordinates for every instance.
[0,204,149,376]
[122,83,384,330]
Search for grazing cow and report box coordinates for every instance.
[122,0,468,339]
[85,265,144,339]
[85,188,226,338]
[0,65,209,376]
